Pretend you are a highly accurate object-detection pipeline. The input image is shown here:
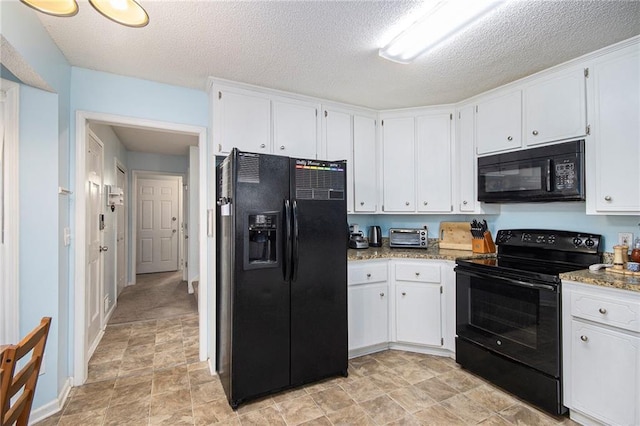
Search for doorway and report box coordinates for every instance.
[74,111,207,385]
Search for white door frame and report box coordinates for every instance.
[132,172,183,279]
[114,159,128,298]
[0,79,20,346]
[74,111,208,384]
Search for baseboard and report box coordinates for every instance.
[348,343,390,359]
[28,377,72,425]
[388,342,454,359]
[104,301,117,325]
[87,329,105,360]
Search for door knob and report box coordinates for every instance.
[99,246,108,252]
[172,217,177,221]
[172,229,177,234]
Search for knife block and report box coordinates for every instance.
[472,231,496,254]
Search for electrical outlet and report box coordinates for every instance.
[618,232,634,246]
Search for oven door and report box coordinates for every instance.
[455,266,560,377]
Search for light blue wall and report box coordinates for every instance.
[1,0,72,410]
[127,151,189,174]
[350,203,640,253]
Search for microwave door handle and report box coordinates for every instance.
[546,159,553,192]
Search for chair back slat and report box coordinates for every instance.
[0,317,51,426]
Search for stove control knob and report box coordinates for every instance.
[573,237,583,246]
[548,235,557,244]
[585,238,595,248]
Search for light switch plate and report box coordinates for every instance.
[618,232,634,246]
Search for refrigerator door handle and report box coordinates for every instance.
[292,199,299,282]
[284,199,292,281]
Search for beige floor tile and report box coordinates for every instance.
[465,385,519,413]
[124,342,156,357]
[368,370,411,393]
[110,380,153,407]
[189,366,216,385]
[121,352,156,372]
[340,377,384,403]
[360,394,408,425]
[440,393,493,424]
[152,364,190,394]
[413,404,467,425]
[191,380,226,405]
[103,398,150,425]
[192,401,221,426]
[86,360,121,383]
[62,393,112,416]
[309,386,354,414]
[326,404,375,425]
[277,395,324,425]
[477,414,514,425]
[438,368,485,393]
[199,398,238,423]
[239,406,286,425]
[153,348,187,369]
[58,408,106,426]
[413,377,459,402]
[271,386,308,404]
[149,406,194,425]
[388,385,438,413]
[299,416,332,425]
[386,413,424,426]
[348,358,389,377]
[417,355,456,374]
[391,361,437,385]
[499,404,558,425]
[235,396,275,415]
[370,350,409,369]
[70,379,115,398]
[128,333,157,347]
[150,388,192,417]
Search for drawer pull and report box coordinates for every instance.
[379,292,385,297]
[415,272,420,277]
[366,273,371,278]
[402,292,406,296]
[580,335,588,342]
[598,308,607,314]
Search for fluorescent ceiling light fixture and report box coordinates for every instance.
[379,0,507,64]
[89,0,149,27]
[19,0,79,17]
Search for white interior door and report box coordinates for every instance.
[86,132,104,351]
[116,166,126,296]
[137,177,180,274]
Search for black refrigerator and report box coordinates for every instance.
[216,149,348,408]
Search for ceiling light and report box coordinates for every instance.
[379,0,507,64]
[89,0,149,27]
[19,0,79,17]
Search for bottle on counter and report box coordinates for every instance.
[631,238,640,263]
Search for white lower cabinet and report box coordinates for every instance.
[562,281,640,426]
[391,261,446,349]
[347,261,389,355]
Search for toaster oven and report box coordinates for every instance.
[389,228,428,249]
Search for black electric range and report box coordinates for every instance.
[455,229,602,415]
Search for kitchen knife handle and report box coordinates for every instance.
[284,199,292,281]
[292,200,299,282]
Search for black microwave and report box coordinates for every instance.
[477,140,585,203]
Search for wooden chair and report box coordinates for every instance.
[1,317,51,426]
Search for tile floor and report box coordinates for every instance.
[35,271,578,425]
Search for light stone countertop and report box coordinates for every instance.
[560,268,640,293]
[348,240,640,294]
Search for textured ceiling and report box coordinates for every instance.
[34,0,640,110]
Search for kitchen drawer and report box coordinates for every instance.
[349,262,388,285]
[395,263,441,283]
[571,291,640,332]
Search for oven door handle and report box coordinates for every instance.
[457,269,557,292]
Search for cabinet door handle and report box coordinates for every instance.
[401,292,406,296]
[462,201,468,205]
[580,335,588,342]
[598,307,607,314]
[415,272,420,277]
[260,143,266,148]
[423,201,428,205]
[507,136,513,141]
[604,196,612,201]
[405,201,410,206]
[360,201,365,206]
[366,273,371,278]
[280,145,285,150]
[380,292,385,297]
[532,130,539,136]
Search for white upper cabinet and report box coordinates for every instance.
[475,90,522,155]
[416,112,452,212]
[353,115,378,213]
[524,68,587,146]
[588,43,640,214]
[323,108,353,212]
[214,89,271,154]
[382,116,415,212]
[273,99,319,159]
[456,104,477,212]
